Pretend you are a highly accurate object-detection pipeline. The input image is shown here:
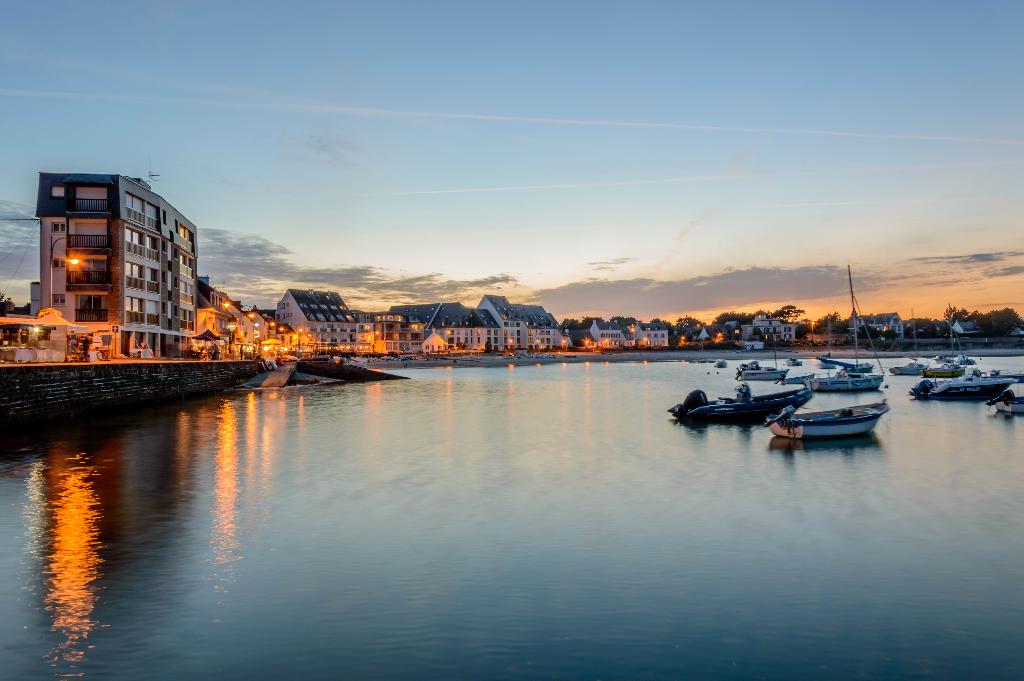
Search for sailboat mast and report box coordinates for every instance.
[848,265,858,361]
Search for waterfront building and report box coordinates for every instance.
[390,302,501,351]
[740,315,798,342]
[356,311,424,354]
[36,173,198,357]
[476,295,567,350]
[588,319,628,347]
[861,312,905,339]
[421,331,449,353]
[629,321,670,347]
[275,289,373,352]
[196,278,233,340]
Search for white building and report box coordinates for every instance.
[740,315,798,342]
[588,320,628,347]
[861,312,904,339]
[275,289,373,351]
[390,302,501,351]
[630,321,670,347]
[476,295,567,350]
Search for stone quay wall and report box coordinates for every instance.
[297,360,407,382]
[0,360,259,424]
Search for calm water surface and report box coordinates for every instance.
[1,360,1022,680]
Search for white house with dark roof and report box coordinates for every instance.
[390,302,500,351]
[275,288,373,351]
[861,312,904,339]
[589,319,627,347]
[740,314,798,342]
[476,295,567,350]
[630,321,669,347]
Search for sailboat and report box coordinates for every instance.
[807,267,885,392]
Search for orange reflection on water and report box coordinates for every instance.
[211,403,240,588]
[44,458,101,663]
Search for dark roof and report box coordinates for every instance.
[287,289,354,323]
[391,302,501,328]
[592,320,624,332]
[638,321,666,331]
[482,295,559,327]
[61,173,116,184]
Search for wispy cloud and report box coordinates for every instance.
[587,257,636,271]
[911,251,1024,264]
[3,87,1024,147]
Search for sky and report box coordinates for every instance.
[1,1,1022,321]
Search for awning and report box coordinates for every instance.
[260,338,282,345]
[193,329,221,342]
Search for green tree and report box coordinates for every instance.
[771,305,805,322]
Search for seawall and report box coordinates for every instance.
[0,360,260,424]
[297,360,407,382]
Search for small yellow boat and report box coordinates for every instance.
[922,364,965,378]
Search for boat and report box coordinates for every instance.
[714,359,728,368]
[987,390,1024,414]
[922,364,965,378]
[888,361,929,376]
[765,401,889,439]
[780,373,814,385]
[735,361,788,381]
[807,369,884,392]
[986,369,1024,382]
[909,376,1014,401]
[668,384,812,421]
[786,357,803,366]
[817,356,874,373]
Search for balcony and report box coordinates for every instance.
[125,311,145,324]
[126,275,145,291]
[126,241,160,262]
[146,280,160,293]
[179,264,194,279]
[180,319,195,332]
[146,313,160,326]
[66,270,112,291]
[68,234,111,251]
[73,198,109,212]
[75,309,109,323]
[124,206,159,230]
[179,291,194,306]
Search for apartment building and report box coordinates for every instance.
[36,173,198,357]
[476,295,567,350]
[276,289,372,351]
[740,314,798,342]
[390,302,501,351]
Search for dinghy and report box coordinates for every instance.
[889,361,929,376]
[765,401,889,439]
[786,357,803,366]
[735,361,788,381]
[714,359,728,368]
[987,390,1024,414]
[807,369,884,392]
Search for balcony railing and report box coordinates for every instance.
[146,313,160,326]
[180,265,194,279]
[126,241,160,261]
[180,319,195,332]
[125,311,145,324]
[67,271,112,289]
[124,207,159,230]
[73,198,109,212]
[126,275,145,291]
[75,309,109,322]
[179,292,194,306]
[68,234,111,250]
[146,280,160,293]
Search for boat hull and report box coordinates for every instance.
[768,413,883,439]
[808,374,884,392]
[910,379,1014,401]
[738,369,788,380]
[817,357,873,373]
[996,401,1024,414]
[669,387,813,421]
[889,365,925,376]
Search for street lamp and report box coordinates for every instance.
[48,235,81,307]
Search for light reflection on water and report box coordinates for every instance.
[0,359,1022,680]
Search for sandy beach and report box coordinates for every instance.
[359,347,1024,370]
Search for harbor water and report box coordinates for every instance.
[1,359,1022,680]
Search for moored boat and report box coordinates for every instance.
[922,364,965,378]
[987,390,1024,414]
[817,357,874,373]
[668,384,812,421]
[786,357,803,366]
[780,373,814,385]
[765,401,889,439]
[807,369,884,392]
[736,361,788,381]
[889,361,929,376]
[910,376,1014,401]
[714,359,728,368]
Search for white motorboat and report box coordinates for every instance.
[786,357,803,366]
[781,373,814,385]
[766,401,889,439]
[807,370,884,392]
[735,361,788,381]
[889,361,929,376]
[987,390,1024,414]
[910,375,1015,401]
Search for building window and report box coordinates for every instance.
[52,222,66,233]
[51,185,65,198]
[52,294,65,305]
[52,258,66,268]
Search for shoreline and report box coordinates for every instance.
[360,347,1024,370]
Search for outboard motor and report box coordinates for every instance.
[911,379,934,398]
[670,389,708,416]
[986,389,1016,407]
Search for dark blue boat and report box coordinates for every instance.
[669,385,813,421]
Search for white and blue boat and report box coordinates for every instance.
[765,401,889,439]
[987,390,1024,414]
[817,356,874,373]
[910,375,1014,401]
